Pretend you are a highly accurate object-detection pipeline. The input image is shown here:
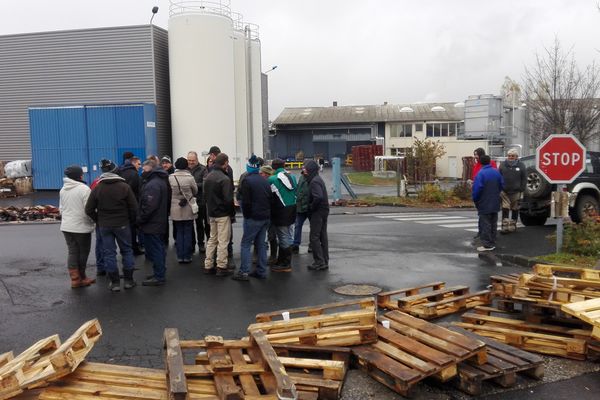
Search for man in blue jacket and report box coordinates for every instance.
[472,155,504,252]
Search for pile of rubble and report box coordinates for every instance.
[0,206,60,223]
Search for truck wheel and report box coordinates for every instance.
[524,166,552,198]
[519,213,548,226]
[572,194,599,223]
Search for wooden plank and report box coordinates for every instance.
[277,357,345,381]
[255,298,375,322]
[396,286,470,307]
[410,290,491,319]
[251,330,297,400]
[164,329,188,400]
[228,349,261,396]
[376,325,454,367]
[206,347,243,400]
[352,346,422,384]
[377,282,446,309]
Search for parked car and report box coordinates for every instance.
[518,152,600,225]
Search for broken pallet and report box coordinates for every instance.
[447,326,544,395]
[562,298,600,340]
[533,264,600,280]
[351,312,486,397]
[255,297,375,323]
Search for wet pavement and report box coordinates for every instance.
[1,207,598,399]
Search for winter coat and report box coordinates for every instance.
[169,170,198,221]
[118,162,141,199]
[472,165,504,215]
[304,160,329,213]
[499,160,527,194]
[295,175,310,214]
[137,168,170,234]
[472,159,498,181]
[203,167,235,218]
[268,167,297,226]
[59,177,95,233]
[85,173,137,227]
[240,171,271,221]
[189,163,208,203]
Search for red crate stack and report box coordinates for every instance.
[351,145,383,172]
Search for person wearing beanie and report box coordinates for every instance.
[499,149,526,233]
[122,151,134,162]
[60,165,96,288]
[268,158,297,272]
[161,156,175,175]
[202,153,235,276]
[471,148,498,241]
[85,159,138,292]
[232,155,271,281]
[137,159,171,286]
[303,160,330,270]
[168,157,198,264]
[472,155,504,252]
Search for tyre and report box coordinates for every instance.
[524,166,552,198]
[519,213,548,226]
[571,194,600,223]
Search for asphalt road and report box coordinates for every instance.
[1,207,598,399]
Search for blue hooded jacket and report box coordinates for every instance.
[472,165,504,214]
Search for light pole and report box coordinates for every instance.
[263,66,278,74]
[149,6,159,105]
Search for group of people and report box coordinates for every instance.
[58,146,330,291]
[471,147,526,252]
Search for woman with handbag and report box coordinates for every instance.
[169,157,198,263]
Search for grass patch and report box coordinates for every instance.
[346,172,396,186]
[358,195,473,208]
[535,253,597,268]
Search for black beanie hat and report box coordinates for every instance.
[175,157,188,170]
[122,151,134,161]
[64,165,84,180]
[209,146,221,155]
[100,159,117,173]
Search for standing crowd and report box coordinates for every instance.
[58,147,330,291]
[471,147,526,252]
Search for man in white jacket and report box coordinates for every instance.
[59,165,96,288]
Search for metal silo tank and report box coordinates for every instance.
[232,13,249,172]
[168,1,237,174]
[246,24,264,157]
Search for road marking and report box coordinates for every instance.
[392,216,464,221]
[417,218,474,224]
[439,222,479,228]
[374,213,442,219]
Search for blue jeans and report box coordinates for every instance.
[144,233,166,281]
[174,220,194,261]
[95,226,105,272]
[240,218,269,275]
[99,225,134,275]
[293,212,308,246]
[275,224,294,249]
[479,212,498,248]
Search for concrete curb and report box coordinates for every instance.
[496,253,539,268]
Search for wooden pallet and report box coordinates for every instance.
[491,299,589,327]
[249,299,377,348]
[490,274,520,298]
[513,274,600,305]
[562,298,600,340]
[351,312,486,397]
[533,264,600,280]
[0,319,101,400]
[377,282,446,310]
[447,326,544,395]
[456,310,593,360]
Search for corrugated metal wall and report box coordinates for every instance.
[0,25,171,160]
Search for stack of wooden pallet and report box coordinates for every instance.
[562,298,600,340]
[377,282,492,319]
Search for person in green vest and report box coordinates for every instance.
[268,159,297,272]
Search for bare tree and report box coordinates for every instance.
[501,76,522,107]
[523,38,600,147]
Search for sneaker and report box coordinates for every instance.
[227,258,237,270]
[204,268,216,275]
[182,259,192,264]
[108,281,121,292]
[232,272,249,281]
[308,263,328,271]
[249,271,267,279]
[124,279,137,289]
[216,268,232,277]
[271,265,292,273]
[477,246,496,252]
[177,259,184,263]
[142,277,165,286]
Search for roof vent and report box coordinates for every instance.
[454,102,465,108]
[399,106,414,112]
[333,101,338,107]
[431,106,446,112]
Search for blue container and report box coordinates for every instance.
[29,103,157,189]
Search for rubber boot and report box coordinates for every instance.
[123,269,136,289]
[500,218,510,234]
[69,269,86,288]
[79,268,96,286]
[509,219,517,233]
[267,240,278,266]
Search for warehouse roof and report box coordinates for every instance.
[273,102,464,126]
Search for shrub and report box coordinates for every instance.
[562,217,600,256]
[417,184,447,203]
[451,181,472,200]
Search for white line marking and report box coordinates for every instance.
[375,214,443,219]
[392,216,464,221]
[417,218,474,224]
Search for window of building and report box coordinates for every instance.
[425,122,460,137]
[390,123,413,138]
[415,123,423,132]
[390,147,410,156]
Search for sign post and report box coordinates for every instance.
[535,135,586,252]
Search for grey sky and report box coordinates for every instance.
[3,0,599,119]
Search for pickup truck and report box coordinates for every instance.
[518,152,600,225]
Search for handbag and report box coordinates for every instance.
[174,176,199,214]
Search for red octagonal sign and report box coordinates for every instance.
[536,134,586,184]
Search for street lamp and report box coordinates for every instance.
[263,66,278,74]
[150,6,159,24]
[149,6,159,105]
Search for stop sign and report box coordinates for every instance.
[536,134,586,184]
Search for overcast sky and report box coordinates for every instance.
[3,0,599,119]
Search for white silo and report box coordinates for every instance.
[168,1,238,175]
[232,12,249,169]
[245,23,264,157]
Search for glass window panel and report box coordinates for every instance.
[403,124,412,137]
[449,123,456,136]
[441,123,448,136]
[434,124,440,136]
[415,123,423,132]
[426,124,433,137]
